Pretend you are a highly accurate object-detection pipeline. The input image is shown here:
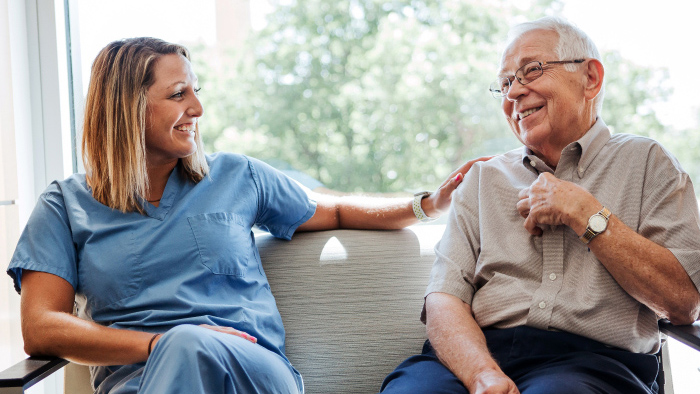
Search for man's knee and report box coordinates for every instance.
[380,353,468,394]
[519,372,602,394]
[516,355,656,394]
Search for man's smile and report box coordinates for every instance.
[517,106,543,120]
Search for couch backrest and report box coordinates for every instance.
[258,225,444,394]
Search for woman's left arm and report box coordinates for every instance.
[297,156,491,231]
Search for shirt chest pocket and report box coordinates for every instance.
[78,230,143,310]
[188,212,253,276]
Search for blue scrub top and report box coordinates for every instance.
[7,153,316,358]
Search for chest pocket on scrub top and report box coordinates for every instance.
[188,212,252,276]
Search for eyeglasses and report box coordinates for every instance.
[489,59,586,98]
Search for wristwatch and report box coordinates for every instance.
[580,206,611,244]
[413,191,438,223]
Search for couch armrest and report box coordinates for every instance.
[659,319,700,351]
[0,356,68,393]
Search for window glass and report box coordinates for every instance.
[75,0,699,195]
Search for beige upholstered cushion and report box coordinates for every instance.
[259,226,443,393]
[64,225,444,394]
[64,361,92,394]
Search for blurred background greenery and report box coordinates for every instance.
[185,0,697,194]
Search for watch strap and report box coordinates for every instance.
[413,192,438,223]
[580,206,611,244]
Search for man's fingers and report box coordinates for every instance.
[517,187,530,199]
[515,198,530,218]
[523,216,542,236]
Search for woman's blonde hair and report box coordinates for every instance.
[82,37,208,213]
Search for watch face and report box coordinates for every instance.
[589,215,607,232]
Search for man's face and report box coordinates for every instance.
[499,29,589,162]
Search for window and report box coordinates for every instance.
[2,0,698,393]
[72,0,700,197]
[69,2,700,392]
[2,0,74,393]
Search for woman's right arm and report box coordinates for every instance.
[21,270,157,366]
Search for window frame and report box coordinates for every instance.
[1,0,75,393]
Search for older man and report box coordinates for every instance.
[380,17,700,394]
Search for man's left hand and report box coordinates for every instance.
[516,173,599,236]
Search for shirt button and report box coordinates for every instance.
[549,273,557,281]
[539,301,546,309]
[530,160,536,167]
[578,167,584,176]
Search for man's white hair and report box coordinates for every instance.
[507,16,604,114]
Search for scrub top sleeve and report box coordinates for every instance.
[247,157,316,240]
[6,183,79,294]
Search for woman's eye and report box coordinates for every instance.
[170,88,200,99]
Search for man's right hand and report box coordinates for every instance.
[469,369,520,394]
[425,293,520,394]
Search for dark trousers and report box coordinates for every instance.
[380,326,659,394]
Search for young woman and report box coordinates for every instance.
[7,37,484,393]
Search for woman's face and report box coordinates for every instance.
[144,53,203,167]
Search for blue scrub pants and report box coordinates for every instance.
[94,325,303,394]
[380,326,659,394]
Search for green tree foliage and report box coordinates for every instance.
[191,0,681,194]
[601,51,669,139]
[652,110,700,187]
[602,53,700,189]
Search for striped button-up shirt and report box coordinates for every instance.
[426,118,700,354]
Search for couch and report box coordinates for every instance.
[1,225,698,393]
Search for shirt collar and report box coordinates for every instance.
[520,117,611,177]
[575,117,611,176]
[142,163,183,220]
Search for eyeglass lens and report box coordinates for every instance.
[490,61,544,97]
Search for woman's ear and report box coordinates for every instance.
[584,59,604,101]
